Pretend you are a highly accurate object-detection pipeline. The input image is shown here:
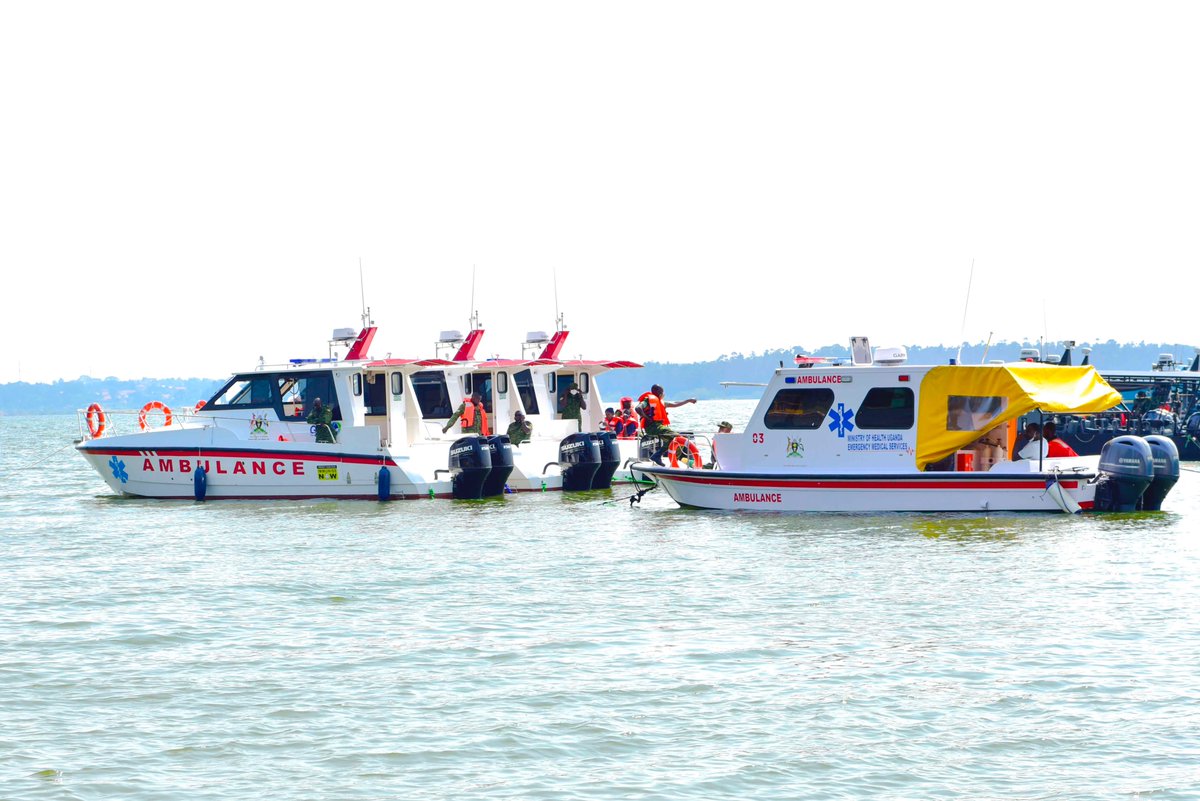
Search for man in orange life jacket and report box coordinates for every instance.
[442,391,489,436]
[637,383,697,464]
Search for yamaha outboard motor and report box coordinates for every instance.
[1139,434,1180,511]
[1094,435,1153,512]
[590,432,621,490]
[559,432,602,492]
[448,435,492,500]
[482,435,514,497]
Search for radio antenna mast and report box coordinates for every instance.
[553,269,564,331]
[358,257,372,327]
[956,258,975,365]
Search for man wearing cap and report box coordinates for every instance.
[506,410,533,446]
[307,397,336,443]
[708,421,733,468]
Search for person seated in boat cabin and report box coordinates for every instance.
[1016,422,1048,460]
[506,410,532,446]
[1042,422,1079,458]
[1012,422,1039,460]
[601,407,618,432]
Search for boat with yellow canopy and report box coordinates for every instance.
[635,338,1180,513]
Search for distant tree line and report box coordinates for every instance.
[0,340,1195,413]
[0,376,224,415]
[600,340,1200,401]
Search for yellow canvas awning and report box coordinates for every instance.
[916,364,1121,470]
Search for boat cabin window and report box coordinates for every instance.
[364,373,387,415]
[390,372,403,397]
[946,395,1008,431]
[515,370,540,414]
[496,372,508,397]
[276,373,338,421]
[208,376,277,409]
[856,387,915,430]
[763,388,835,429]
[412,370,452,417]
[350,374,362,397]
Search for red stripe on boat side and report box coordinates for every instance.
[661,474,1048,490]
[81,447,397,467]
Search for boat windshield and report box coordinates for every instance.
[412,371,452,418]
[514,370,539,415]
[208,376,277,409]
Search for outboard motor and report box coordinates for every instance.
[448,435,492,500]
[638,436,660,461]
[1094,435,1154,512]
[482,435,514,497]
[1141,408,1176,436]
[590,432,621,490]
[1139,434,1180,511]
[559,432,602,492]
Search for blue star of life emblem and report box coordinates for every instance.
[108,455,129,483]
[828,403,855,438]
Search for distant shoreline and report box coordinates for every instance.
[2,340,1194,415]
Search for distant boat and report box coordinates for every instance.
[1020,345,1200,458]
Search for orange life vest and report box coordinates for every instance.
[638,392,669,425]
[460,399,489,434]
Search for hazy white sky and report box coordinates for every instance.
[3,2,1198,383]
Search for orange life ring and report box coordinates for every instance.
[138,401,173,430]
[667,435,703,469]
[86,403,106,438]
[194,400,207,411]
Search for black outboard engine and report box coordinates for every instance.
[1094,435,1154,512]
[448,435,492,500]
[559,432,602,492]
[1139,434,1180,511]
[590,432,621,490]
[482,435,514,497]
[1141,408,1176,436]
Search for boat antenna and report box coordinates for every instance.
[980,331,993,364]
[956,258,975,365]
[358,257,372,327]
[553,268,563,331]
[470,264,476,327]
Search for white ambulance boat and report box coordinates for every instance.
[75,321,646,500]
[635,338,1181,514]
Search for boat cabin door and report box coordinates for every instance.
[362,370,390,446]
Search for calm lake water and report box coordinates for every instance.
[3,404,1199,800]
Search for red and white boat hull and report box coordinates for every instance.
[636,465,1098,513]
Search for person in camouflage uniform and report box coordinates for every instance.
[559,382,586,431]
[443,392,487,435]
[307,397,336,443]
[506,410,533,446]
